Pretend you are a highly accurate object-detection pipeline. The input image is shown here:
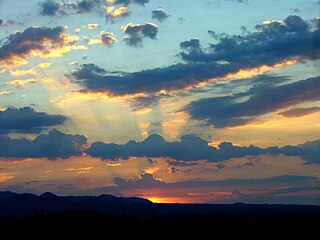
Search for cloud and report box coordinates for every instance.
[0,19,2,25]
[185,76,320,128]
[76,0,99,13]
[279,107,320,118]
[84,23,101,29]
[113,173,316,190]
[71,62,233,96]
[70,15,319,98]
[147,122,163,136]
[0,129,87,159]
[0,26,84,67]
[167,159,198,167]
[180,15,319,65]
[0,107,67,134]
[0,91,13,96]
[122,22,158,47]
[37,62,52,69]
[112,0,150,6]
[4,79,36,88]
[152,7,169,22]
[9,69,37,76]
[86,133,320,163]
[103,6,131,22]
[39,0,60,16]
[88,31,117,46]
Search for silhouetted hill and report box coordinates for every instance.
[0,191,319,235]
[0,191,152,218]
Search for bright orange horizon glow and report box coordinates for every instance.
[147,197,191,204]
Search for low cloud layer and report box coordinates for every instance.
[0,107,66,134]
[86,133,320,163]
[0,129,87,159]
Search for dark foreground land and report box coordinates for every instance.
[0,191,319,235]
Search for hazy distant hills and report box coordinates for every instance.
[0,191,152,218]
[0,191,319,219]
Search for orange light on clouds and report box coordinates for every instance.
[106,162,122,167]
[37,62,52,69]
[5,79,36,88]
[0,91,13,96]
[9,69,37,76]
[40,45,87,58]
[0,173,15,183]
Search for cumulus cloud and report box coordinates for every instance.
[185,76,320,128]
[39,0,60,16]
[86,133,320,163]
[279,107,320,118]
[76,0,100,13]
[84,23,101,29]
[70,15,319,98]
[180,15,319,65]
[0,26,84,67]
[0,107,67,134]
[152,7,169,22]
[104,6,131,22]
[122,22,158,47]
[0,129,87,159]
[88,31,117,46]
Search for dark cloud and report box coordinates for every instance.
[122,22,158,47]
[86,133,320,163]
[152,7,169,22]
[180,15,319,64]
[0,26,65,66]
[71,15,319,97]
[71,62,237,96]
[185,76,320,127]
[39,0,60,16]
[77,0,97,13]
[0,129,87,159]
[0,19,3,25]
[0,107,67,134]
[279,107,320,118]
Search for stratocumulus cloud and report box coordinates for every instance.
[86,133,320,163]
[0,107,66,134]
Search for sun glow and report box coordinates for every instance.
[147,197,190,204]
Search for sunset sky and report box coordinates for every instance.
[0,0,320,204]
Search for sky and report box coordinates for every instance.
[0,0,320,204]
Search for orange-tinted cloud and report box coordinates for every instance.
[4,79,36,88]
[9,69,37,76]
[0,26,85,67]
